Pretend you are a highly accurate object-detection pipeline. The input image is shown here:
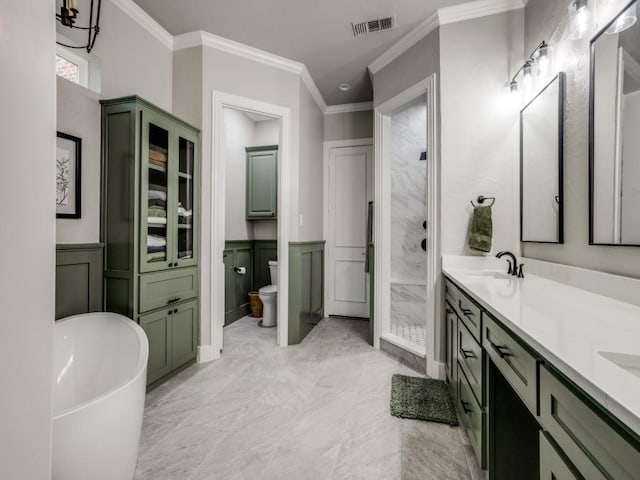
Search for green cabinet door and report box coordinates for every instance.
[171,299,198,369]
[246,146,278,219]
[140,308,172,384]
[234,248,253,313]
[224,250,236,326]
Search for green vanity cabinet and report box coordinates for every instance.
[101,96,201,388]
[443,273,640,480]
[246,146,278,219]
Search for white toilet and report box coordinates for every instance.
[258,261,278,327]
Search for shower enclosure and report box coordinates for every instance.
[389,98,428,354]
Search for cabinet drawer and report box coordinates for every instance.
[458,321,483,406]
[540,432,580,480]
[483,313,538,415]
[539,366,640,480]
[457,363,484,467]
[139,267,198,313]
[445,278,481,343]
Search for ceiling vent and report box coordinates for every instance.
[351,16,395,37]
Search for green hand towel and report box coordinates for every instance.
[468,206,493,253]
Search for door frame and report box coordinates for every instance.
[201,91,292,362]
[322,138,374,318]
[373,75,441,378]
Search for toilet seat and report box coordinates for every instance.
[259,285,277,296]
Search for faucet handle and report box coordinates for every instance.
[506,259,513,275]
[518,263,525,278]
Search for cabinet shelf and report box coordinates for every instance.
[178,172,192,180]
[148,163,167,173]
[178,224,192,229]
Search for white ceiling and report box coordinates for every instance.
[132,0,470,105]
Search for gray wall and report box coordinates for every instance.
[56,77,101,243]
[523,0,640,277]
[439,11,524,257]
[324,110,374,141]
[173,47,204,128]
[373,28,441,108]
[57,0,175,244]
[298,77,325,241]
[1,2,56,477]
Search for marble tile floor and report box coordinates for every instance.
[390,322,427,347]
[135,316,481,480]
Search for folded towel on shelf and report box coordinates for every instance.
[468,205,493,253]
[149,183,167,193]
[178,215,192,225]
[148,208,166,218]
[148,217,167,225]
[147,245,166,254]
[149,149,168,163]
[147,234,166,247]
[178,250,193,259]
[149,158,167,169]
[148,190,167,201]
[149,144,168,154]
[149,199,167,208]
[147,251,166,262]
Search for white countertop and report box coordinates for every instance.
[442,256,640,437]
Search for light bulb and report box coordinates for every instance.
[522,62,533,92]
[509,81,518,95]
[606,4,637,34]
[536,44,551,76]
[569,0,596,40]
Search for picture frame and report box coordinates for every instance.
[56,131,82,219]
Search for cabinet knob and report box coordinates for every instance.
[173,308,178,314]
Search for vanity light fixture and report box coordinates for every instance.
[568,0,596,40]
[508,41,552,94]
[606,3,637,34]
[56,0,102,53]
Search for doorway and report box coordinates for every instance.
[374,75,440,378]
[207,92,293,360]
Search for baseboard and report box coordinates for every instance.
[197,344,219,363]
[427,361,446,380]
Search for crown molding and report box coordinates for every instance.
[438,0,527,25]
[368,0,527,75]
[110,0,174,50]
[325,102,374,115]
[300,68,328,113]
[368,13,439,75]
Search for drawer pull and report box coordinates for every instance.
[460,348,476,360]
[167,297,181,305]
[459,299,473,317]
[461,400,473,414]
[489,341,511,359]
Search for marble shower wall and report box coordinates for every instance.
[390,101,427,332]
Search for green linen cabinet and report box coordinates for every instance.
[101,96,201,388]
[246,145,278,219]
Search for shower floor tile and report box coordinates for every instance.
[390,322,427,347]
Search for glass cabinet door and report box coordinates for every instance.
[173,127,198,268]
[140,111,174,273]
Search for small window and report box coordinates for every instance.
[55,46,89,88]
[56,55,79,83]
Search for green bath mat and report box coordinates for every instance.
[390,374,459,426]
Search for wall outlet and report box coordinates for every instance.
[299,214,304,226]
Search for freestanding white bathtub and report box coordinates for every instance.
[52,312,149,480]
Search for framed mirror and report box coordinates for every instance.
[590,0,640,245]
[521,73,565,243]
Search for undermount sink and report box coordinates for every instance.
[599,351,640,379]
[459,271,513,280]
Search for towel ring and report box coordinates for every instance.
[470,195,496,207]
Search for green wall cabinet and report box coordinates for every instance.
[101,96,201,388]
[246,146,277,219]
[55,243,104,320]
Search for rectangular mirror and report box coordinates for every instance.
[591,0,640,245]
[521,73,565,243]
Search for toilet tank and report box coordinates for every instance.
[269,261,278,286]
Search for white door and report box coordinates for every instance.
[327,145,373,318]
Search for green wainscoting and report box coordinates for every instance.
[223,240,254,326]
[368,243,374,346]
[55,243,104,320]
[288,241,325,345]
[254,240,278,289]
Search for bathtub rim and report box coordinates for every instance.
[52,312,149,421]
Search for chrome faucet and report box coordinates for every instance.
[496,251,524,278]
